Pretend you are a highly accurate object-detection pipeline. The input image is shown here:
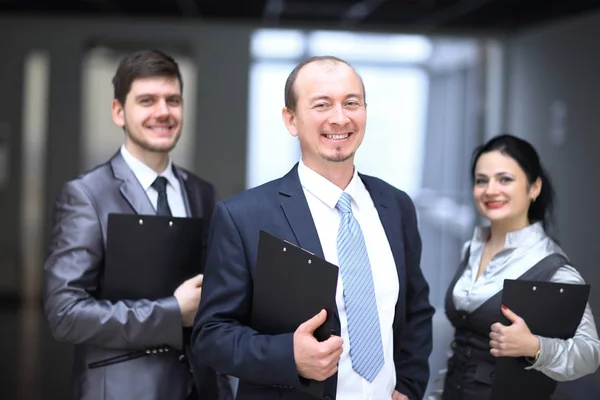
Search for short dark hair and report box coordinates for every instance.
[112,49,183,105]
[284,55,366,112]
[470,134,556,231]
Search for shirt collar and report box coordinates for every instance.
[297,159,361,210]
[120,145,176,191]
[471,221,546,249]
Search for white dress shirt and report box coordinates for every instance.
[120,145,187,218]
[297,159,399,400]
[453,221,600,381]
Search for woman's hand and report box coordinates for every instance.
[489,305,540,358]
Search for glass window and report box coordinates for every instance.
[246,61,300,189]
[353,65,428,197]
[251,29,305,59]
[308,31,432,63]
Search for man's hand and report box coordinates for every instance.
[174,274,203,327]
[392,390,408,400]
[294,310,343,381]
[489,305,540,358]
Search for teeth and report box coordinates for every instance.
[150,127,170,131]
[487,202,504,206]
[326,134,348,140]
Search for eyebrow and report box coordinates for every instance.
[135,93,182,100]
[308,93,363,102]
[475,171,515,178]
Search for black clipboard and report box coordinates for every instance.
[90,213,205,369]
[491,279,591,400]
[251,230,339,398]
[102,213,205,302]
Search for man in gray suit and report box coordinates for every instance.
[43,50,222,400]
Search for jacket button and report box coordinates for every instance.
[178,354,186,362]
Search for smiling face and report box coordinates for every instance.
[282,60,366,172]
[111,76,183,157]
[473,150,541,231]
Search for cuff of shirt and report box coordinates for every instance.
[524,335,551,370]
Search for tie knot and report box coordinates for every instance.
[152,176,169,193]
[336,192,352,214]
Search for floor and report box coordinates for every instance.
[1,300,72,400]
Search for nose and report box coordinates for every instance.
[328,105,350,126]
[485,180,500,195]
[154,100,169,117]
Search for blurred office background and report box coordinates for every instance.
[1,1,600,398]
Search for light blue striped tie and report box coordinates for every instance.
[336,192,384,382]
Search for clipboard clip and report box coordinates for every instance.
[531,284,565,294]
[137,217,176,227]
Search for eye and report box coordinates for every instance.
[139,98,152,105]
[475,178,488,185]
[314,103,329,109]
[168,98,182,106]
[499,176,514,184]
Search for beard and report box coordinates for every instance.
[124,125,181,153]
[320,147,355,163]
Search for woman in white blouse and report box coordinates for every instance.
[442,134,600,400]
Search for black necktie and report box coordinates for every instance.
[151,176,172,217]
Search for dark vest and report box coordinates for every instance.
[442,247,568,400]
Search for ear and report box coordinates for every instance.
[111,99,125,128]
[530,176,542,201]
[282,106,299,137]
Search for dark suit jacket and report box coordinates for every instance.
[192,164,434,400]
[43,151,220,400]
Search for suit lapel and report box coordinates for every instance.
[360,174,406,274]
[110,152,156,215]
[173,166,199,218]
[278,165,325,259]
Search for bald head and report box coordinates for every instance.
[284,56,366,112]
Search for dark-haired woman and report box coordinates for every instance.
[442,134,600,399]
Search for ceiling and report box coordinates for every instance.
[2,0,600,33]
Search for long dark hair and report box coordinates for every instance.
[470,134,556,232]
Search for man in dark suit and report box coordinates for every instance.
[192,56,435,400]
[43,50,226,400]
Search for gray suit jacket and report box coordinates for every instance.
[43,152,216,400]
